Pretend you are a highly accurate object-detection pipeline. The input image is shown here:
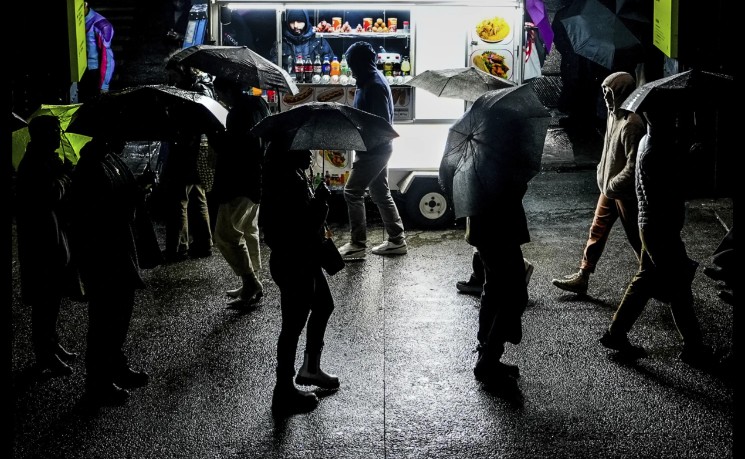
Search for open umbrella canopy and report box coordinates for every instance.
[251,102,399,152]
[439,84,551,219]
[620,69,735,113]
[167,45,299,96]
[408,67,517,102]
[68,84,228,141]
[560,0,649,70]
[11,104,92,170]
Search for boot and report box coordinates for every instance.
[295,351,340,389]
[551,269,590,295]
[271,378,319,416]
[226,272,263,307]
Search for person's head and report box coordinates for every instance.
[285,9,309,36]
[345,41,377,78]
[28,115,61,153]
[601,72,635,114]
[227,95,270,132]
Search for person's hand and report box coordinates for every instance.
[314,180,331,202]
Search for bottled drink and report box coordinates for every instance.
[304,55,313,83]
[295,54,305,83]
[313,54,322,77]
[383,56,393,76]
[287,54,296,82]
[322,55,331,76]
[400,56,411,76]
[330,56,340,76]
[340,54,349,76]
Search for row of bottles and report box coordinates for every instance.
[290,54,351,84]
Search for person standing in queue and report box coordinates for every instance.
[260,138,340,416]
[337,41,407,260]
[78,1,115,102]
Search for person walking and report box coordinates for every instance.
[15,115,77,376]
[260,139,340,416]
[78,1,115,102]
[456,249,534,296]
[69,138,151,408]
[552,71,645,296]
[337,41,407,260]
[211,84,270,307]
[599,108,714,368]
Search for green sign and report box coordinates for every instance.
[653,0,678,58]
[67,0,87,81]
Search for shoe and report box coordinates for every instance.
[55,343,78,363]
[226,287,242,299]
[473,357,520,385]
[371,240,407,256]
[456,278,483,295]
[552,270,589,295]
[113,367,149,389]
[295,352,340,390]
[190,248,212,259]
[599,330,647,359]
[36,354,73,377]
[338,242,366,260]
[163,250,188,263]
[271,382,319,416]
[680,344,714,370]
[226,292,263,309]
[524,259,534,285]
[82,383,130,407]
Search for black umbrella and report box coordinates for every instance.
[407,67,516,102]
[620,69,735,113]
[251,102,399,152]
[439,85,551,219]
[67,84,228,141]
[559,0,649,70]
[167,45,299,96]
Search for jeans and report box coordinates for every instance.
[580,193,641,273]
[269,252,335,379]
[213,196,261,276]
[343,150,405,246]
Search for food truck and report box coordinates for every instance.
[208,0,527,228]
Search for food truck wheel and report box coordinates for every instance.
[404,180,454,229]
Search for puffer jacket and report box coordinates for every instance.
[596,72,645,200]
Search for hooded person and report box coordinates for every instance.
[551,71,646,296]
[336,41,407,260]
[269,9,333,70]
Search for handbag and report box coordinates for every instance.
[319,226,345,275]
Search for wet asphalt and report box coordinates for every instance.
[9,121,736,458]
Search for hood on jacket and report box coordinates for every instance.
[345,41,378,81]
[602,71,636,114]
[283,9,314,44]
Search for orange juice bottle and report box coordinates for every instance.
[330,56,341,76]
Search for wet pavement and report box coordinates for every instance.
[9,136,735,457]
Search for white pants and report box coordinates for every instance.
[214,196,261,276]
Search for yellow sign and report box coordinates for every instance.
[653,0,679,58]
[67,0,87,81]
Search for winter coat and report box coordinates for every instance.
[345,41,395,156]
[596,72,646,200]
[269,9,333,68]
[15,142,72,304]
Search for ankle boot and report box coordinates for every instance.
[271,378,319,415]
[295,351,340,389]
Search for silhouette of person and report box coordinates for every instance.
[69,137,150,407]
[260,139,339,416]
[15,115,77,376]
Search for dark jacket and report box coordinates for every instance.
[15,142,72,304]
[211,95,270,204]
[269,9,333,68]
[345,41,394,155]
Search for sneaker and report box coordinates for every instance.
[599,330,647,359]
[456,278,483,295]
[338,242,366,260]
[524,259,534,285]
[371,240,407,256]
[552,270,589,295]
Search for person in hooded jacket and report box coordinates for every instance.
[269,9,333,71]
[336,41,407,260]
[552,72,645,296]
